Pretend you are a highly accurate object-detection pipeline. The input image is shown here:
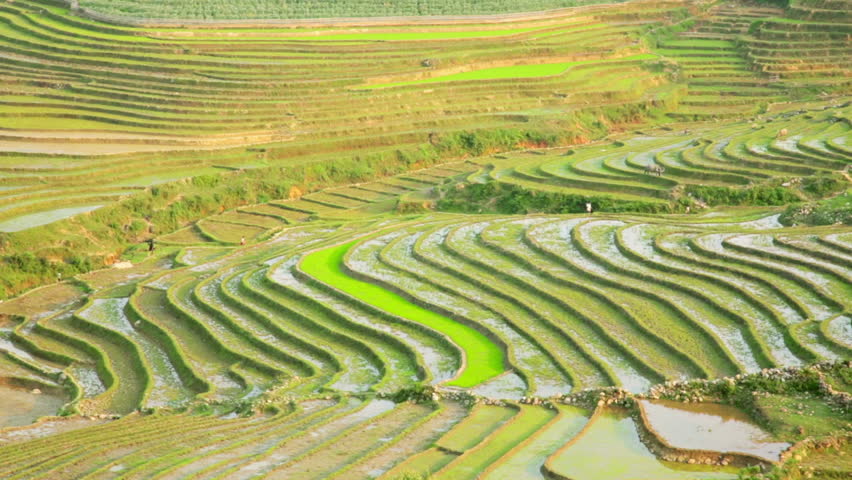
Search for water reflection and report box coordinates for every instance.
[549,408,737,480]
[0,384,64,428]
[640,400,790,461]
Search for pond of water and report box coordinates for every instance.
[0,384,65,428]
[640,400,790,462]
[549,408,737,480]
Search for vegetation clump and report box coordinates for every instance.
[780,191,852,226]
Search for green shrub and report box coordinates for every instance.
[686,185,799,206]
[437,181,668,214]
[801,174,845,198]
[780,192,852,226]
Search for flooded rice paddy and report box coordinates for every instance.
[640,400,791,462]
[0,385,65,428]
[549,409,738,480]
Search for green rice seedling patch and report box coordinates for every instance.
[380,227,558,392]
[256,267,414,392]
[381,448,458,479]
[212,211,286,229]
[300,240,505,387]
[434,404,556,479]
[408,224,575,394]
[438,220,615,390]
[157,225,212,245]
[242,204,311,223]
[436,404,517,453]
[358,54,657,89]
[302,192,368,209]
[271,256,455,386]
[196,220,269,244]
[482,405,589,479]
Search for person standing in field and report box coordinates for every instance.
[585,202,593,214]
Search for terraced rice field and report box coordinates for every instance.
[469,103,850,207]
[744,0,852,81]
[73,0,631,22]
[0,0,701,229]
[0,0,850,478]
[0,0,848,231]
[0,389,793,479]
[1,191,849,476]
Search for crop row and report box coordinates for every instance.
[0,0,678,137]
[4,205,848,420]
[744,0,852,79]
[468,104,850,209]
[1,394,779,479]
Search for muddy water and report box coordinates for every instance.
[549,409,736,480]
[640,400,790,462]
[0,385,65,428]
